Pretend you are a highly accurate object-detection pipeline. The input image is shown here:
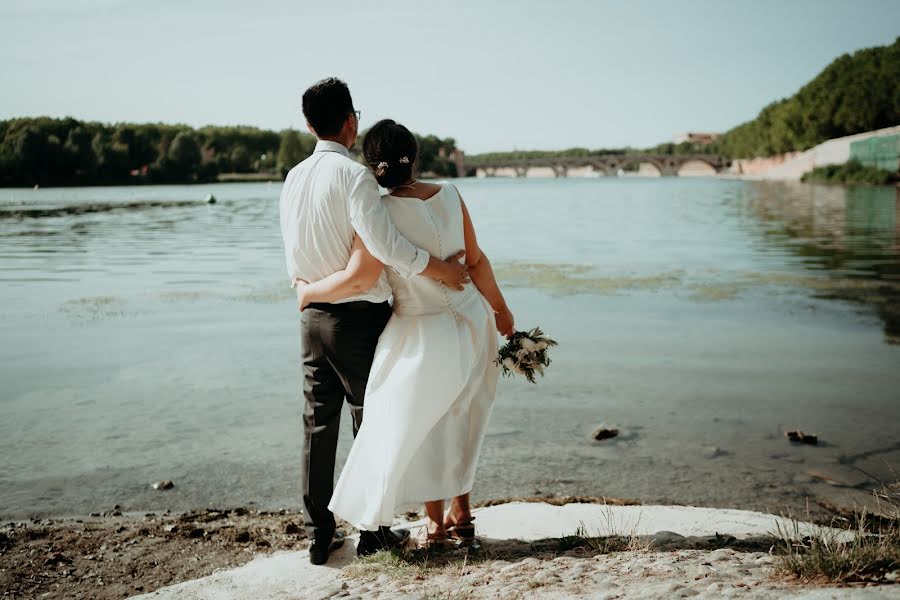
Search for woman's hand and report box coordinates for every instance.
[294,279,310,312]
[494,305,515,339]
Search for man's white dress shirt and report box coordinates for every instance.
[279,140,430,304]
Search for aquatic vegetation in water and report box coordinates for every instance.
[495,261,900,343]
[688,282,745,302]
[157,284,294,305]
[60,296,127,320]
[493,261,682,295]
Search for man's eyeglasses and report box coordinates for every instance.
[352,110,362,123]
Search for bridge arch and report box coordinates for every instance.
[676,159,718,177]
[636,161,663,177]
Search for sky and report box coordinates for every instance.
[2,0,898,154]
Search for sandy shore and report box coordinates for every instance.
[6,498,895,600]
[129,501,898,600]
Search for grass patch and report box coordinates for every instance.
[343,549,426,580]
[562,529,640,554]
[774,514,900,583]
[774,478,900,583]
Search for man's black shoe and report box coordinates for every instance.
[309,530,345,565]
[356,526,411,557]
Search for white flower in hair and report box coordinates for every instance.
[399,156,410,164]
[376,161,388,176]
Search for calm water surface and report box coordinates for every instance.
[1,178,898,519]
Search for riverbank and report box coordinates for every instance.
[0,506,310,599]
[0,496,631,599]
[4,497,897,600]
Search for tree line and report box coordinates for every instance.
[0,117,458,187]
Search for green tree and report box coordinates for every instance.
[276,129,312,176]
[167,131,202,179]
[13,126,48,185]
[229,144,252,172]
[63,127,97,179]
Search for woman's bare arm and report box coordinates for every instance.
[460,198,515,338]
[294,235,384,310]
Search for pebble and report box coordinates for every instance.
[702,446,728,459]
[533,570,562,585]
[283,522,302,535]
[650,530,687,548]
[708,548,736,562]
[695,564,719,579]
[305,583,347,600]
[233,530,251,543]
[565,564,587,580]
[592,579,621,590]
[591,425,620,441]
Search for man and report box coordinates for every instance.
[279,77,470,565]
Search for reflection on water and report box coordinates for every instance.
[746,183,898,277]
[0,179,898,520]
[744,182,900,340]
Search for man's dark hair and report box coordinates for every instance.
[363,119,418,189]
[302,78,354,138]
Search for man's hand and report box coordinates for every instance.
[494,305,515,339]
[430,251,470,290]
[294,278,310,312]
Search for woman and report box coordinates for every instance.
[295,119,514,546]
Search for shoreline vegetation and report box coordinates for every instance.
[801,159,899,186]
[3,38,897,190]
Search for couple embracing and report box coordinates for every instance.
[279,78,514,565]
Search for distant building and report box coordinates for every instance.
[673,132,721,145]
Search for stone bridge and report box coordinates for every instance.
[444,152,732,177]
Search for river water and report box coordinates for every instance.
[1,177,898,520]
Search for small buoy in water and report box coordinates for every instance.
[205,193,216,204]
[33,184,39,191]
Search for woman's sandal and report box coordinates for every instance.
[445,516,476,545]
[419,527,454,551]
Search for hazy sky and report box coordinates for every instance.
[2,0,898,153]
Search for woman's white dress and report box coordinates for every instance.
[328,183,500,530]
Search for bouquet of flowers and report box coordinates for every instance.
[496,326,558,383]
